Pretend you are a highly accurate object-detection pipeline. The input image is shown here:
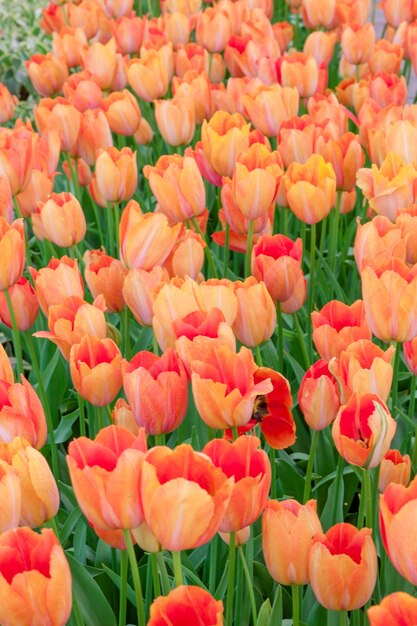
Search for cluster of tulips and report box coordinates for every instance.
[3,0,417,624]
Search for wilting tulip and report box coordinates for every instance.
[34,295,107,361]
[119,201,181,270]
[101,90,141,136]
[285,154,336,224]
[298,360,341,431]
[148,586,224,626]
[77,108,113,166]
[0,277,38,332]
[0,218,25,292]
[232,278,276,347]
[312,300,371,361]
[354,216,405,273]
[70,336,123,406]
[0,377,47,450]
[379,475,417,584]
[242,82,299,137]
[84,249,127,313]
[67,425,147,530]
[32,191,86,248]
[25,53,68,97]
[122,349,188,435]
[332,392,396,468]
[309,523,377,610]
[203,436,270,533]
[201,111,250,178]
[263,499,322,585]
[154,97,195,147]
[29,256,83,316]
[280,52,319,99]
[95,147,137,204]
[0,437,59,527]
[369,592,417,626]
[361,258,417,342]
[341,23,375,66]
[378,449,411,493]
[80,38,117,90]
[144,155,205,223]
[141,444,233,551]
[127,51,169,102]
[0,527,72,626]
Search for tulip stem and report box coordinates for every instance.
[122,306,131,360]
[114,202,121,255]
[238,547,258,625]
[123,529,145,626]
[155,433,165,446]
[4,288,23,379]
[223,223,230,278]
[329,191,342,298]
[277,302,284,373]
[106,203,116,259]
[118,550,128,626]
[303,429,319,503]
[255,345,263,367]
[150,553,161,599]
[77,395,86,437]
[293,311,310,369]
[307,223,317,362]
[361,468,373,530]
[209,534,218,593]
[391,341,401,413]
[244,219,254,279]
[331,454,344,524]
[24,332,59,481]
[411,380,417,465]
[340,610,347,626]
[270,447,277,499]
[190,217,217,278]
[291,584,301,626]
[226,531,236,626]
[156,552,171,595]
[410,375,416,422]
[172,551,183,587]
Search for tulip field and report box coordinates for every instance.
[4,0,417,624]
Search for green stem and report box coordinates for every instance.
[172,551,183,587]
[106,203,115,259]
[292,584,301,626]
[156,552,171,595]
[152,333,160,356]
[190,217,217,278]
[410,375,416,424]
[363,468,373,530]
[118,550,128,626]
[122,306,131,360]
[78,395,86,438]
[303,430,320,503]
[254,345,263,367]
[238,547,257,625]
[123,529,145,626]
[270,448,277,499]
[4,288,23,378]
[331,454,344,524]
[24,333,59,480]
[355,63,360,83]
[307,223,317,362]
[155,433,165,446]
[114,202,121,256]
[208,534,218,594]
[244,219,254,279]
[151,553,161,599]
[225,532,236,626]
[412,379,417,464]
[294,310,310,369]
[72,598,85,626]
[391,341,401,413]
[340,610,347,626]
[277,302,284,373]
[329,191,342,297]
[232,426,239,441]
[91,199,105,247]
[223,222,230,278]
[97,405,105,432]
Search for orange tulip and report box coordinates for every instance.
[144,155,205,223]
[0,175,12,222]
[0,344,13,385]
[68,424,146,530]
[0,126,33,195]
[341,22,375,66]
[284,154,336,224]
[312,300,371,361]
[34,97,81,154]
[263,499,322,585]
[0,218,25,291]
[280,52,320,99]
[103,0,133,18]
[77,108,113,167]
[242,82,299,137]
[80,38,117,90]
[318,132,364,191]
[309,523,377,610]
[203,435,270,533]
[119,201,181,270]
[397,204,417,264]
[354,216,405,273]
[381,0,414,26]
[34,295,107,361]
[122,348,188,435]
[70,336,123,407]
[122,266,169,327]
[84,249,127,313]
[127,51,169,102]
[201,111,250,178]
[31,191,86,248]
[332,392,396,468]
[63,71,103,113]
[112,398,138,435]
[113,15,146,55]
[0,277,38,332]
[95,147,137,204]
[67,0,103,39]
[0,437,59,528]
[0,527,72,626]
[196,8,231,53]
[384,120,417,166]
[404,334,417,374]
[304,31,337,67]
[369,40,403,74]
[0,84,17,124]
[378,449,411,493]
[175,43,225,83]
[232,278,276,347]
[379,476,417,584]
[163,229,205,280]
[29,256,84,316]
[0,459,20,531]
[141,443,233,550]
[172,71,213,125]
[52,26,88,68]
[134,117,154,146]
[0,377,47,449]
[369,73,408,109]
[101,90,141,137]
[302,0,336,28]
[361,258,417,342]
[368,592,417,626]
[298,359,341,430]
[25,53,68,97]
[148,586,223,626]
[154,97,196,147]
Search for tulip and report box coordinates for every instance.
[0,218,24,292]
[379,476,417,584]
[284,154,336,224]
[318,133,365,191]
[404,334,417,375]
[280,52,320,99]
[311,300,371,361]
[77,109,113,166]
[172,71,213,125]
[368,592,417,626]
[0,127,33,195]
[154,97,196,147]
[144,155,206,223]
[232,278,276,347]
[196,7,231,53]
[0,376,47,449]
[29,256,83,316]
[113,15,146,55]
[201,111,250,178]
[397,205,417,264]
[0,527,72,626]
[25,53,68,97]
[112,398,138,435]
[134,117,154,145]
[119,201,181,270]
[0,344,13,385]
[35,98,81,154]
[148,586,224,626]
[127,51,169,102]
[103,0,133,18]
[369,40,403,75]
[302,0,336,28]
[0,175,12,222]
[242,82,299,137]
[341,23,375,66]
[0,84,17,124]
[122,266,169,327]
[31,191,86,248]
[141,444,233,551]
[332,392,396,469]
[369,73,408,109]
[52,26,88,68]
[378,449,411,493]
[80,38,117,90]
[67,425,147,529]
[304,31,337,67]
[0,437,59,527]
[122,349,188,435]
[361,258,417,343]
[67,0,103,39]
[95,147,137,204]
[309,523,377,610]
[354,216,405,273]
[63,71,103,113]
[298,359,341,431]
[84,249,127,313]
[0,277,38,332]
[101,90,141,137]
[0,459,20,532]
[163,229,205,280]
[263,499,322,585]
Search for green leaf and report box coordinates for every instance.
[276,459,305,502]
[269,585,283,625]
[66,553,117,626]
[257,599,271,626]
[54,409,79,444]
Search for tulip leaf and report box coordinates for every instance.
[102,563,135,604]
[256,599,271,626]
[275,458,305,502]
[53,409,79,444]
[66,553,117,626]
[269,585,283,625]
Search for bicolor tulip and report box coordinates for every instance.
[29,256,84,316]
[232,278,276,347]
[0,377,47,449]
[378,449,411,493]
[312,300,371,361]
[0,277,38,332]
[298,359,341,431]
[341,23,375,65]
[368,592,417,626]
[200,111,250,178]
[148,586,224,626]
[242,82,299,137]
[127,51,169,102]
[25,53,68,97]
[80,38,118,90]
[31,192,86,248]
[354,216,405,273]
[84,249,127,313]
[122,266,169,327]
